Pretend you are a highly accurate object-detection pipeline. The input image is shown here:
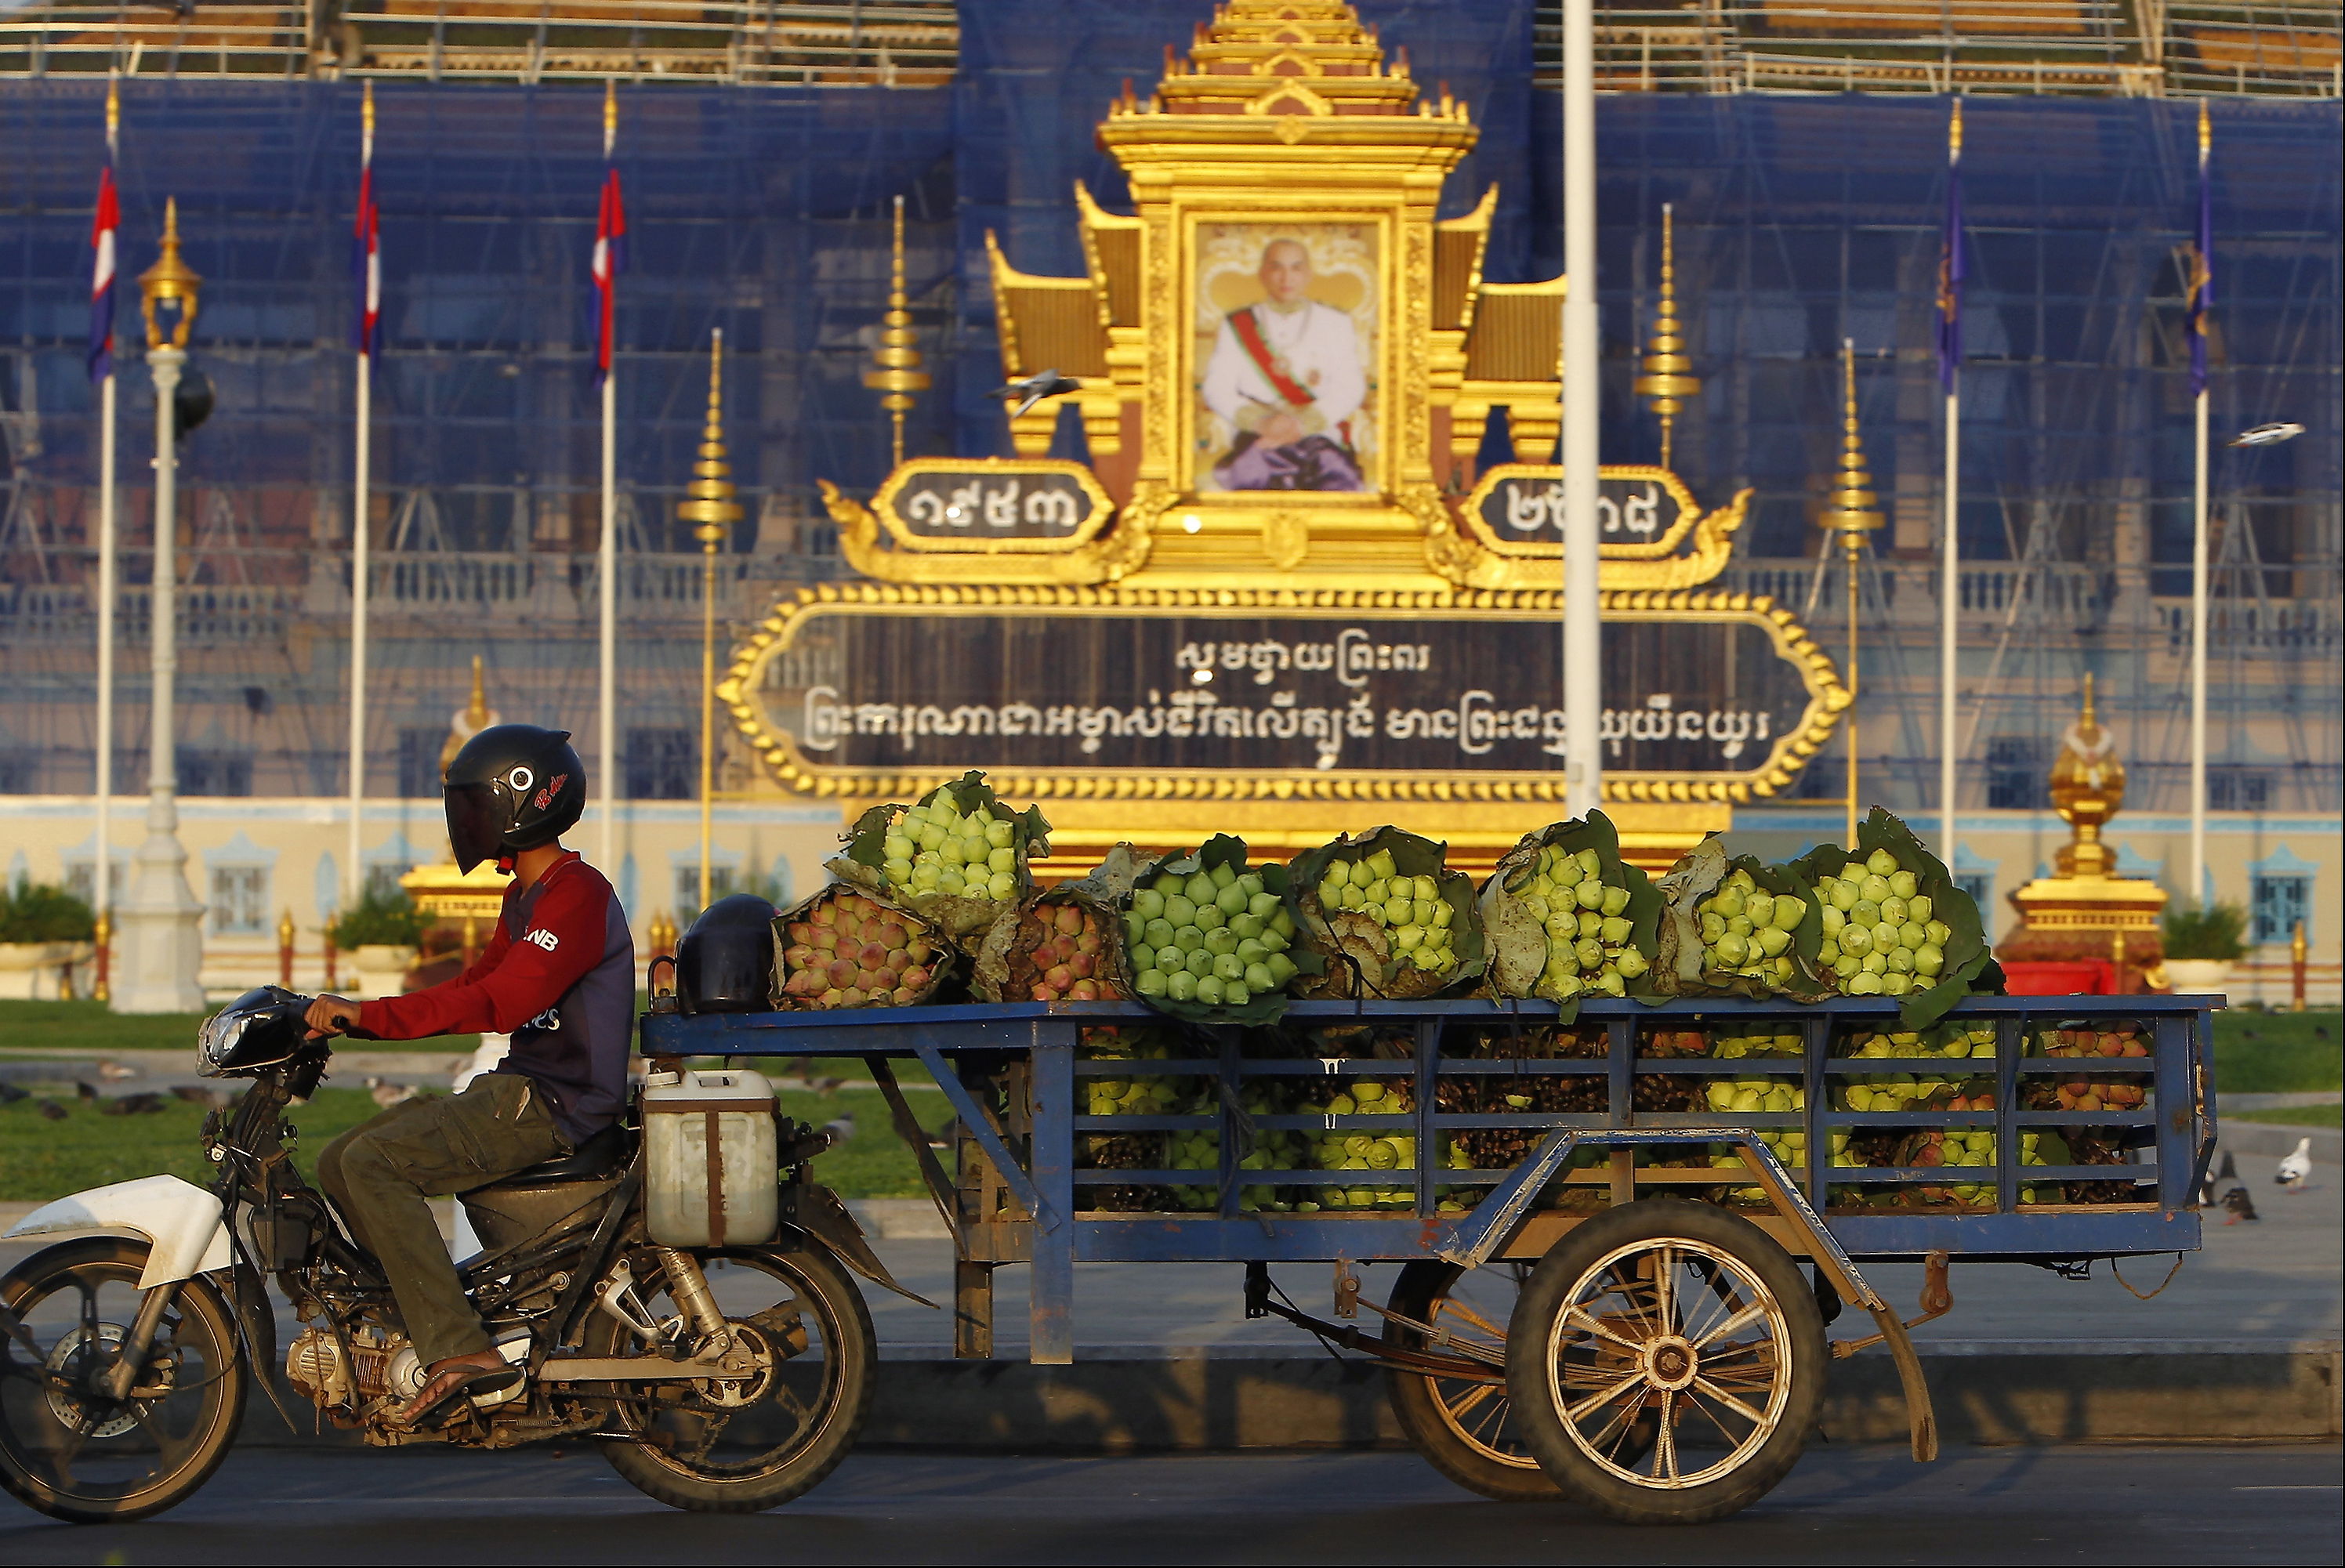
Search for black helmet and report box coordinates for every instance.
[677,893,779,1014]
[444,723,587,873]
[196,986,313,1077]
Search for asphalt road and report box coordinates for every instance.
[0,1445,2335,1565]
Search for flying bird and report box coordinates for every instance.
[2221,1185,2259,1224]
[2274,1136,2312,1191]
[988,369,1082,420]
[2228,422,2303,447]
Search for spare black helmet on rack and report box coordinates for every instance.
[442,722,587,874]
[677,893,780,1014]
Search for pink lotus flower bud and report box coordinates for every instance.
[827,958,858,989]
[1069,979,1100,1000]
[783,944,816,969]
[1031,983,1058,1002]
[786,922,814,944]
[1068,954,1095,980]
[810,904,837,927]
[900,965,930,990]
[1055,905,1086,936]
[819,987,846,1008]
[892,986,919,1005]
[839,987,866,1008]
[877,922,908,949]
[1045,964,1074,991]
[859,941,888,969]
[1075,932,1102,957]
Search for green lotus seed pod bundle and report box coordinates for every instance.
[1810,843,1943,998]
[1518,840,1651,1001]
[1127,853,1299,1009]
[1315,860,1459,974]
[1694,865,1806,987]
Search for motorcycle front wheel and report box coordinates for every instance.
[589,1243,874,1513]
[0,1237,247,1524]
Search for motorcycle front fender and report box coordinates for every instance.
[4,1175,235,1288]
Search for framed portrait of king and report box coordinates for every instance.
[1189,219,1386,500]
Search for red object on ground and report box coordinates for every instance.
[2001,959,2115,996]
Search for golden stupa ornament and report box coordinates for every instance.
[1815,339,1882,846]
[864,195,930,468]
[2005,674,2168,940]
[1632,203,1701,470]
[138,197,202,352]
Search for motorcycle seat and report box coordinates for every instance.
[473,1123,632,1190]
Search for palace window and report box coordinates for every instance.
[2252,875,2310,947]
[210,865,269,936]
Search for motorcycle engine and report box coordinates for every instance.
[285,1326,428,1409]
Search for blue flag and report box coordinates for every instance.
[1935,108,1963,396]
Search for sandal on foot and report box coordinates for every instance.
[397,1364,523,1429]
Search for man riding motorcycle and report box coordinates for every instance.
[304,723,633,1427]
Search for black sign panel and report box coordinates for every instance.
[890,468,1096,541]
[1477,473,1684,546]
[759,611,1811,777]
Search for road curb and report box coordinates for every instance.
[222,1341,2340,1452]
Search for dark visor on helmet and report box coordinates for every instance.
[443,781,503,873]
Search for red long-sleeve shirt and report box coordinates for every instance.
[358,852,635,1142]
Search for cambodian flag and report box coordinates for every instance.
[353,90,380,357]
[592,165,624,387]
[88,166,118,383]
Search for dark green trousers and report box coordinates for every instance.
[316,1072,566,1367]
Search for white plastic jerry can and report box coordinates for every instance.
[641,1068,781,1248]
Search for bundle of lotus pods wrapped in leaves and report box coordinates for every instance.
[1808,848,1948,998]
[1479,812,1660,1016]
[1789,808,1999,1028]
[1706,1029,1803,1059]
[774,889,948,1008]
[1697,865,1809,987]
[835,770,1052,949]
[1293,827,1484,999]
[1122,836,1303,1018]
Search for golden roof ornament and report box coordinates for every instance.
[1632,203,1701,470]
[1817,339,1883,541]
[676,331,743,546]
[439,654,498,773]
[864,195,930,468]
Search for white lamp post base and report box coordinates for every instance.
[112,821,207,1014]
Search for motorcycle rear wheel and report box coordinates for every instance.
[0,1237,247,1524]
[590,1243,874,1513]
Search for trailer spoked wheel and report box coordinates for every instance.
[1506,1199,1825,1525]
[1383,1260,1658,1501]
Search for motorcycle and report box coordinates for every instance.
[0,986,897,1524]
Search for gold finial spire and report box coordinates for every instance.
[2197,97,2210,164]
[1817,339,1884,539]
[1948,98,1963,161]
[440,653,497,771]
[603,78,617,158]
[863,195,930,468]
[137,197,202,351]
[362,78,375,140]
[1632,202,1701,471]
[677,329,741,548]
[105,71,119,158]
[2079,669,2098,733]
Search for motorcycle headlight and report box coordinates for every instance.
[196,1011,250,1077]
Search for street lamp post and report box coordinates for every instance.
[114,197,208,1013]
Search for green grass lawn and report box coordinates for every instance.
[0,1079,945,1204]
[2210,1009,2343,1095]
[2226,1103,2342,1129]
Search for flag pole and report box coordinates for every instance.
[94,74,121,983]
[599,79,618,875]
[347,80,375,916]
[1561,0,1603,819]
[2187,99,2211,910]
[1937,100,1963,868]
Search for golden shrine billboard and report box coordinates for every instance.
[722,0,1847,859]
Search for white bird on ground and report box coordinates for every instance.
[2274,1137,2312,1191]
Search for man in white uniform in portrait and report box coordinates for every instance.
[1201,237,1368,492]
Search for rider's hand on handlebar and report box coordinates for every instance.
[305,995,361,1040]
